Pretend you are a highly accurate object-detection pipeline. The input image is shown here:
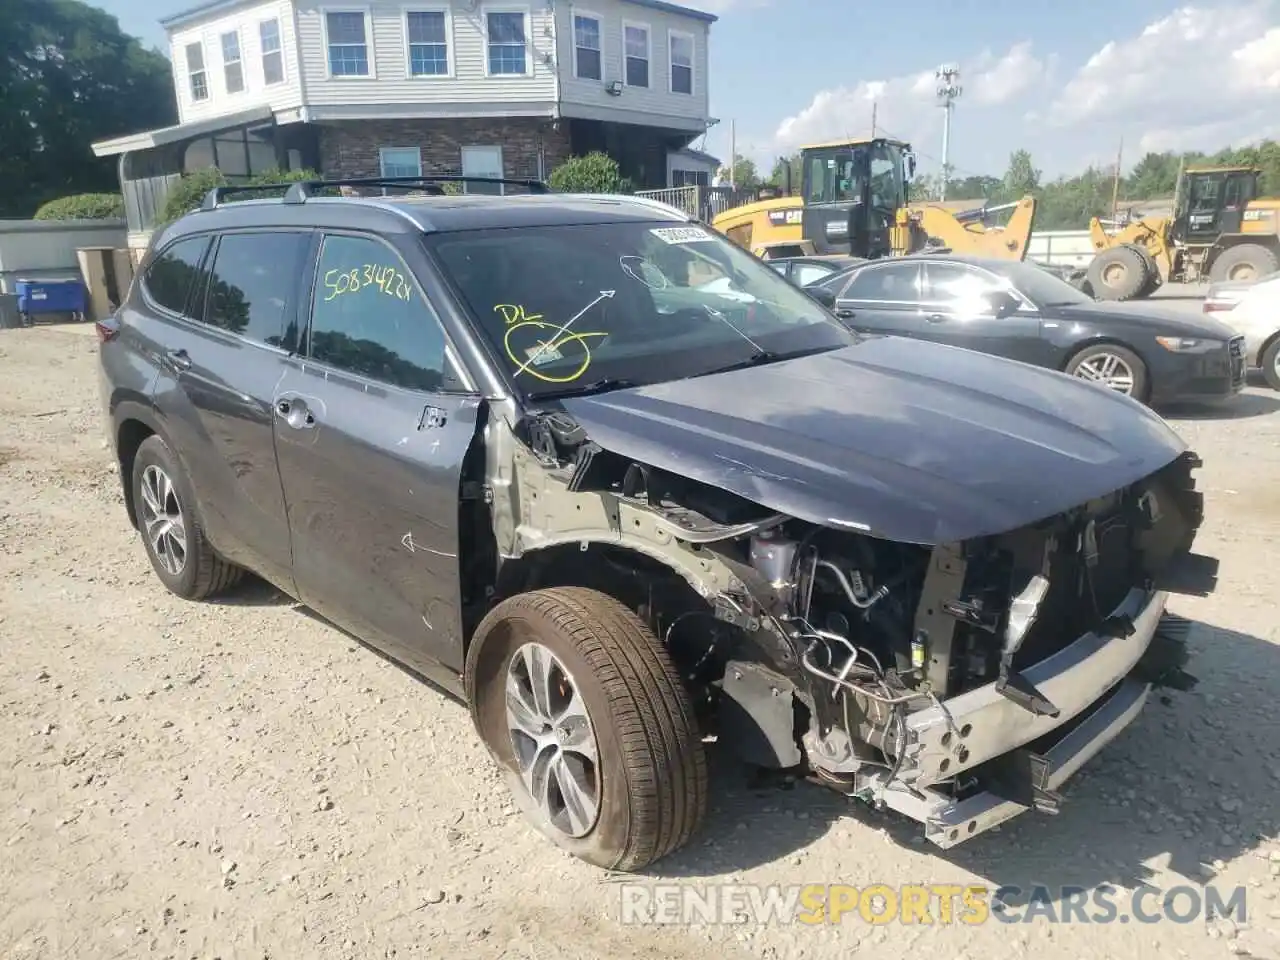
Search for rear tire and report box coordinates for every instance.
[130,434,243,600]
[465,587,708,872]
[1087,246,1150,301]
[1261,338,1280,391]
[1065,343,1150,401]
[1209,243,1279,284]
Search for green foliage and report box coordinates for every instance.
[159,167,329,223]
[549,152,632,193]
[716,157,760,190]
[33,192,124,221]
[1,0,177,217]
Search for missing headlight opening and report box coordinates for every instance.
[485,407,1216,849]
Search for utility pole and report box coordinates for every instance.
[1110,136,1124,221]
[935,64,962,202]
[871,101,877,138]
[729,119,736,189]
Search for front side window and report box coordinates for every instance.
[143,236,210,315]
[624,24,649,87]
[669,31,693,94]
[326,11,370,76]
[573,14,601,80]
[427,221,853,399]
[922,262,1007,313]
[407,10,449,76]
[221,31,244,93]
[260,19,284,85]
[186,42,208,101]
[199,232,310,345]
[1000,260,1093,308]
[309,234,448,391]
[843,262,921,302]
[486,11,527,75]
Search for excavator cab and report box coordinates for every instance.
[793,138,915,257]
[1175,166,1260,245]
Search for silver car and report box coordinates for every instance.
[1205,270,1280,389]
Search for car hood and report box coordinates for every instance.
[1051,300,1241,340]
[558,337,1188,545]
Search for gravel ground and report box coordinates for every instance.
[2,311,1279,960]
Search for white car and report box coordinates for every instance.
[1206,272,1280,390]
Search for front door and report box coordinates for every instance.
[273,231,480,674]
[917,261,1051,367]
[830,260,924,336]
[461,145,505,194]
[142,229,312,590]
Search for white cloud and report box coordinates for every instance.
[1048,2,1280,150]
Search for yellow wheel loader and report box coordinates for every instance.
[710,137,1037,263]
[1085,164,1280,301]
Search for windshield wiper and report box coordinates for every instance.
[698,350,783,376]
[532,377,639,400]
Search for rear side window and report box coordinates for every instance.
[307,234,448,391]
[142,236,210,315]
[844,262,921,302]
[198,232,310,346]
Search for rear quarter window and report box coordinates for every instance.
[141,236,210,315]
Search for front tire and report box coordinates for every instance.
[465,587,708,871]
[1065,343,1150,401]
[1087,246,1150,301]
[130,434,243,600]
[1261,338,1280,391]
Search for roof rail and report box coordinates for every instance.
[281,174,551,203]
[200,182,313,211]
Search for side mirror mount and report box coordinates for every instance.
[807,286,837,309]
[988,290,1020,318]
[903,151,917,183]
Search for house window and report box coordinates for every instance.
[461,145,504,195]
[260,19,285,85]
[670,30,693,95]
[221,31,245,93]
[380,147,423,179]
[326,11,371,77]
[573,13,601,81]
[406,11,449,76]
[186,42,209,101]
[624,23,649,88]
[486,11,527,76]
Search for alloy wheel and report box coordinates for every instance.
[139,464,188,577]
[1074,352,1136,395]
[505,641,601,839]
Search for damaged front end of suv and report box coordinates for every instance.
[481,383,1215,849]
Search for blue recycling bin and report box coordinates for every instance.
[15,278,88,323]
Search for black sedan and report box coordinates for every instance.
[807,253,1246,405]
[765,254,865,288]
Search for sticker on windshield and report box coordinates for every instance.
[525,343,563,365]
[650,226,716,244]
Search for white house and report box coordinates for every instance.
[92,0,720,245]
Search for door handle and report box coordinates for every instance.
[275,396,317,430]
[926,313,947,323]
[835,308,856,319]
[166,348,192,370]
[276,399,292,416]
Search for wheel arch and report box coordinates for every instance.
[111,398,165,530]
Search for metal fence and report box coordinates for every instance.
[631,185,759,221]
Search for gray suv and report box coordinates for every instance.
[99,176,1217,871]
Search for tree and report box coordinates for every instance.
[0,0,177,217]
[1002,149,1041,197]
[548,152,631,193]
[715,157,760,190]
[768,154,802,192]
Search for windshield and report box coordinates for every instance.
[1001,260,1094,307]
[426,221,853,399]
[805,147,866,205]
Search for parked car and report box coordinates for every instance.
[98,181,1214,872]
[764,254,865,288]
[808,253,1246,405]
[1204,272,1280,389]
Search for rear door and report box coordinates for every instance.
[273,230,481,674]
[830,260,924,335]
[144,229,311,590]
[918,262,1051,366]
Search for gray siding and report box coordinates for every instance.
[295,0,556,108]
[168,0,305,124]
[556,0,710,126]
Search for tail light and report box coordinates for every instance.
[95,314,120,343]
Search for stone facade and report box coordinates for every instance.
[317,118,572,183]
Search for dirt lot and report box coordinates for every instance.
[3,318,1280,960]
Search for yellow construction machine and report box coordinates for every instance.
[1084,164,1280,300]
[710,136,1037,263]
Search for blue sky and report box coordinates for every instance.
[101,0,1280,181]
